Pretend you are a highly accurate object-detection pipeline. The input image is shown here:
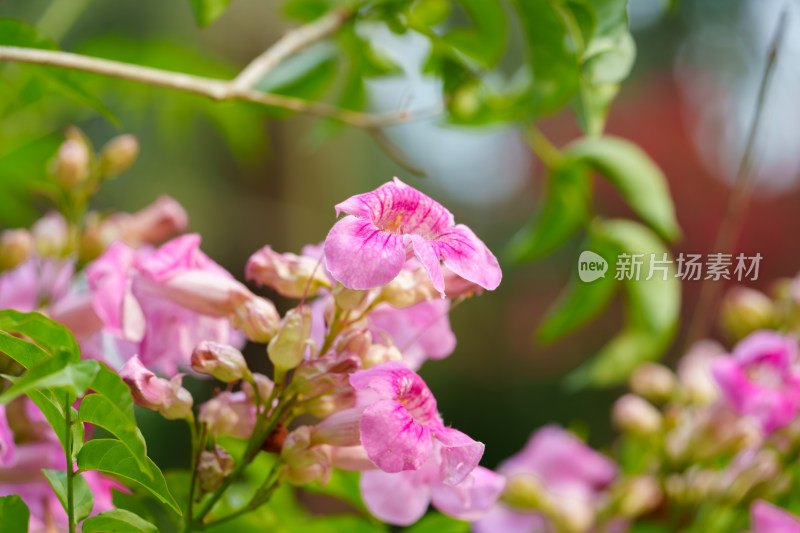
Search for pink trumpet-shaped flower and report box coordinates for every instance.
[360,444,505,526]
[119,355,193,419]
[750,500,800,533]
[323,178,501,297]
[711,330,800,433]
[318,361,484,483]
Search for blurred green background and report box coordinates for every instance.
[2,0,800,470]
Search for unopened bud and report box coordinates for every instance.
[501,473,553,512]
[615,476,662,518]
[199,391,255,439]
[0,230,32,270]
[242,373,275,406]
[52,139,90,187]
[229,290,281,343]
[245,246,329,298]
[362,343,402,368]
[380,268,435,308]
[32,212,68,257]
[99,134,139,178]
[281,426,332,485]
[332,284,369,311]
[630,363,676,404]
[268,306,313,371]
[720,287,777,341]
[335,329,371,360]
[678,341,723,405]
[612,394,662,437]
[191,341,248,382]
[197,445,234,493]
[119,356,193,420]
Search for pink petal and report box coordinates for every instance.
[360,468,432,526]
[86,241,140,338]
[430,466,505,521]
[350,362,440,425]
[751,500,800,533]
[360,399,432,472]
[409,234,445,298]
[473,505,546,533]
[434,224,501,291]
[324,217,405,289]
[136,233,229,282]
[733,330,798,366]
[0,406,15,466]
[434,427,485,485]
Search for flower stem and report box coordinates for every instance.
[64,396,76,533]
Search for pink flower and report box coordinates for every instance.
[86,234,252,374]
[323,178,501,297]
[119,355,193,419]
[317,361,484,482]
[711,330,800,433]
[0,406,15,466]
[367,300,456,370]
[246,245,330,298]
[0,256,73,312]
[360,444,505,525]
[474,426,617,533]
[750,500,800,533]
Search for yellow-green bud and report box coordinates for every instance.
[612,394,662,437]
[99,134,139,178]
[630,363,677,404]
[52,139,90,188]
[720,287,777,341]
[0,230,32,270]
[268,306,313,371]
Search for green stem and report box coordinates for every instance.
[526,126,563,169]
[318,305,344,356]
[64,397,76,533]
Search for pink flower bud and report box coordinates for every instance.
[119,356,193,420]
[362,343,402,368]
[245,246,330,298]
[678,341,723,405]
[198,391,255,439]
[113,196,189,246]
[197,445,234,493]
[32,212,68,257]
[281,426,332,485]
[612,394,662,437]
[191,341,248,382]
[229,289,281,343]
[0,230,33,270]
[268,306,313,371]
[335,329,372,360]
[241,373,275,405]
[99,134,139,178]
[52,138,90,187]
[630,363,676,404]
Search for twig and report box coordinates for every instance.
[685,9,788,346]
[232,7,353,91]
[0,46,413,129]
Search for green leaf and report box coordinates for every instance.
[43,469,94,523]
[301,469,364,510]
[0,356,100,404]
[0,19,117,125]
[0,310,80,364]
[403,512,469,533]
[82,509,159,533]
[256,43,338,100]
[189,0,234,26]
[442,0,506,67]
[0,331,50,369]
[77,440,181,515]
[0,495,29,533]
[566,136,681,243]
[566,219,680,387]
[506,163,591,263]
[27,389,84,460]
[514,0,581,116]
[79,365,150,477]
[537,236,620,344]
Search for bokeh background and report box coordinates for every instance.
[1,0,800,470]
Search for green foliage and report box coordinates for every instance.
[0,495,29,533]
[82,509,159,533]
[189,0,235,26]
[0,355,99,404]
[566,136,680,242]
[403,512,470,533]
[27,388,85,459]
[43,469,95,523]
[77,440,182,515]
[0,310,80,364]
[300,468,365,510]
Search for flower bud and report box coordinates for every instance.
[197,445,234,493]
[230,290,281,343]
[678,341,723,405]
[32,212,68,257]
[334,329,371,360]
[501,473,553,512]
[245,246,329,298]
[612,394,662,437]
[191,341,248,382]
[332,284,369,311]
[720,287,777,341]
[99,134,139,178]
[614,476,662,518]
[198,391,255,439]
[281,426,332,485]
[51,139,90,188]
[362,343,402,368]
[268,306,313,371]
[114,196,188,246]
[119,356,193,420]
[630,363,676,404]
[379,267,435,308]
[0,230,32,270]
[302,388,357,418]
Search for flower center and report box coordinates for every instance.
[382,213,404,234]
[746,362,784,388]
